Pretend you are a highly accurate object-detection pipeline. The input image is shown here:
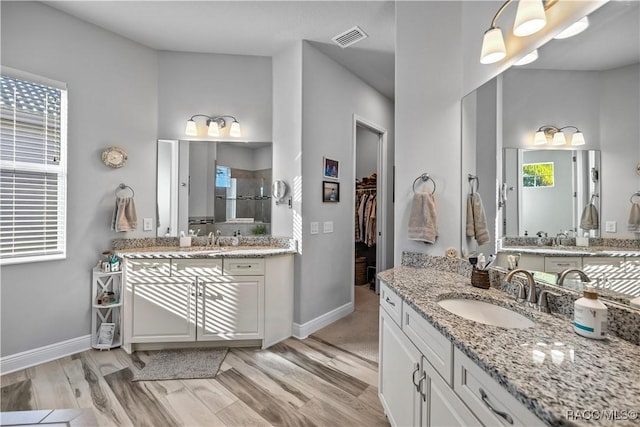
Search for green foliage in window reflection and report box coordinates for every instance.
[523,162,554,187]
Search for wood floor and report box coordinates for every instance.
[1,305,388,426]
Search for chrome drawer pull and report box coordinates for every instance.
[385,296,396,307]
[235,265,252,269]
[411,363,420,392]
[480,388,513,424]
[418,372,427,402]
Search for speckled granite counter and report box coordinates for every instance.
[378,266,640,427]
[499,245,640,257]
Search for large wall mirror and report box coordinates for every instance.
[461,1,639,299]
[157,140,272,237]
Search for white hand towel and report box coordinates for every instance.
[111,197,138,232]
[408,192,437,244]
[580,203,599,230]
[628,202,640,231]
[466,193,490,246]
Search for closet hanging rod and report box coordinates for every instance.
[412,173,436,194]
[115,183,135,198]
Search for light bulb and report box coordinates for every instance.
[185,119,198,136]
[207,120,220,137]
[552,131,566,145]
[480,28,506,64]
[513,0,547,37]
[571,131,586,146]
[514,49,539,66]
[554,16,589,40]
[534,130,547,145]
[229,120,241,137]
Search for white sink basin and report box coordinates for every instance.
[437,298,535,329]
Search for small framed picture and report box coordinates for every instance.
[322,181,340,203]
[96,323,116,349]
[323,157,339,179]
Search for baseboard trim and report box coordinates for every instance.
[1,335,92,375]
[293,301,354,339]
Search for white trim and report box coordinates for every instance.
[292,301,353,339]
[0,335,91,375]
[1,66,67,90]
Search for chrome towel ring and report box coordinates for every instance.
[412,173,436,194]
[115,183,135,198]
[468,174,479,194]
[630,191,640,203]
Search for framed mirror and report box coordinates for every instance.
[157,140,272,237]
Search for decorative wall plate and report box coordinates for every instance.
[102,146,128,168]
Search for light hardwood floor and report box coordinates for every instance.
[1,290,388,427]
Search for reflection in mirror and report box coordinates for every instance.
[503,148,600,238]
[156,140,272,237]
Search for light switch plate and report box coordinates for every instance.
[143,217,153,231]
[310,222,319,235]
[323,221,334,233]
[605,221,617,233]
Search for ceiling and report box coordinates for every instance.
[42,0,396,99]
[524,0,640,71]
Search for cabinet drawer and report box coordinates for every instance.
[127,259,172,276]
[453,348,544,427]
[402,301,453,386]
[544,257,582,273]
[172,259,223,276]
[223,258,265,276]
[379,281,402,326]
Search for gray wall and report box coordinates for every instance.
[157,51,272,143]
[1,2,158,356]
[356,126,378,181]
[298,42,394,324]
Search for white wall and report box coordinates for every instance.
[298,42,394,324]
[217,144,256,170]
[157,51,272,143]
[254,146,272,171]
[356,126,378,180]
[1,2,158,357]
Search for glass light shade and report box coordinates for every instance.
[229,120,241,137]
[480,28,506,64]
[571,131,586,146]
[207,120,220,137]
[534,130,548,145]
[185,119,198,136]
[514,49,539,66]
[513,0,547,37]
[552,131,567,145]
[554,16,589,40]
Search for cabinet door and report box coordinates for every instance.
[197,276,264,341]
[422,357,480,427]
[379,307,421,427]
[131,280,196,342]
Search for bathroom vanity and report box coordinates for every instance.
[117,243,295,353]
[378,265,639,427]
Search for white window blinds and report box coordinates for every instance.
[0,74,67,264]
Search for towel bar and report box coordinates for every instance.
[412,173,436,194]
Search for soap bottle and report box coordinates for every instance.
[574,286,608,340]
[231,231,239,246]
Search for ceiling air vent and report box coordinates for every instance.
[332,26,368,48]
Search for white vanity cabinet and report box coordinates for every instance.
[122,255,292,352]
[379,281,543,427]
[379,283,479,427]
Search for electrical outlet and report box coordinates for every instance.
[605,221,617,233]
[143,217,153,231]
[323,221,334,233]
[310,222,319,235]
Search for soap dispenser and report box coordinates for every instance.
[574,286,607,340]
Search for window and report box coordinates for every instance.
[522,162,554,188]
[0,72,67,264]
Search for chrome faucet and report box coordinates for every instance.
[554,232,568,246]
[557,268,591,286]
[504,269,537,306]
[214,230,222,246]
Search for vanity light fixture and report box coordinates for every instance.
[184,114,242,138]
[480,0,555,65]
[514,49,539,66]
[534,125,586,146]
[553,16,589,40]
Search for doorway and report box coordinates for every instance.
[352,115,393,299]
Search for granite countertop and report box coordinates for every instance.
[116,245,296,259]
[378,267,640,427]
[500,245,640,257]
